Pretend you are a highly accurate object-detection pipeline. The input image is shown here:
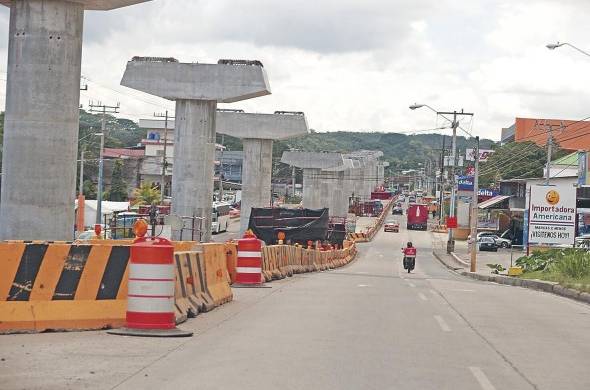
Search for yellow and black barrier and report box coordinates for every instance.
[0,241,130,333]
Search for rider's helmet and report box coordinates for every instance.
[407,242,413,247]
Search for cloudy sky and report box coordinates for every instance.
[0,0,590,140]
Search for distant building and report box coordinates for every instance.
[500,124,515,145]
[138,119,244,196]
[510,117,590,151]
[100,147,144,197]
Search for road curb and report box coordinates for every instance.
[432,250,464,271]
[450,252,470,267]
[460,271,590,305]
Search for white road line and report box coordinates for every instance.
[357,284,370,288]
[434,315,451,332]
[418,293,428,301]
[469,367,496,390]
[450,289,475,292]
[355,271,368,274]
[429,289,438,295]
[408,282,416,288]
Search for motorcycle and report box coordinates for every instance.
[401,248,416,273]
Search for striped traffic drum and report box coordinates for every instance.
[236,232,262,284]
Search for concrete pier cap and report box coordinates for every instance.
[121,57,271,101]
[216,111,308,140]
[0,0,152,10]
[280,151,345,170]
[120,57,270,242]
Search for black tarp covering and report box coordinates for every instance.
[248,207,330,245]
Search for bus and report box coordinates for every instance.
[212,201,231,234]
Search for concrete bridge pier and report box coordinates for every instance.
[217,111,308,235]
[121,58,270,241]
[0,0,151,240]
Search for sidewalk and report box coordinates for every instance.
[431,233,525,274]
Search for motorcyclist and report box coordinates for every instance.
[402,242,417,273]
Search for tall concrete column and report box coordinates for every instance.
[172,100,216,242]
[121,59,270,241]
[0,0,150,240]
[240,138,273,233]
[282,151,345,212]
[303,168,322,209]
[216,111,308,235]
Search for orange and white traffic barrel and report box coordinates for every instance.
[236,230,263,285]
[126,236,176,329]
[109,220,192,337]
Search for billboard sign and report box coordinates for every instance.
[528,184,576,246]
[465,148,494,162]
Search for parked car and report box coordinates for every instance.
[468,231,497,241]
[478,236,498,252]
[408,196,416,203]
[392,205,403,215]
[384,220,400,233]
[490,235,512,248]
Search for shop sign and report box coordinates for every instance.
[528,184,576,246]
[458,176,474,191]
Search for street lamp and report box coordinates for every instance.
[546,41,590,57]
[95,132,105,225]
[409,103,474,253]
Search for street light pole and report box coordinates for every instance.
[410,104,474,253]
[449,112,458,252]
[546,41,590,57]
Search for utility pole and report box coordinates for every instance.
[545,120,553,185]
[89,102,120,225]
[470,136,480,272]
[154,111,173,202]
[79,146,85,197]
[438,110,474,253]
[439,135,446,221]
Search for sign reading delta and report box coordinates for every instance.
[528,184,576,246]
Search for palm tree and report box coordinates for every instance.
[132,182,161,206]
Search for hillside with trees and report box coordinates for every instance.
[0,110,502,194]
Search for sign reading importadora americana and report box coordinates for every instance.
[528,184,576,246]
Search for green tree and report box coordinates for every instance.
[83,179,97,199]
[478,141,565,187]
[109,160,128,201]
[132,182,161,205]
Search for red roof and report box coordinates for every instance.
[103,148,145,159]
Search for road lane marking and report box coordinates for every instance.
[469,367,496,390]
[418,293,428,301]
[408,282,416,288]
[450,289,475,292]
[434,315,451,332]
[355,272,368,274]
[357,284,370,288]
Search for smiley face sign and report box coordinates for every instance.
[545,190,560,205]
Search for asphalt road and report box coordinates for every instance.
[210,217,241,242]
[2,223,589,389]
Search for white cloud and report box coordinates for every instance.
[1,0,590,141]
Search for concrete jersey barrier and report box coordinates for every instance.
[0,241,130,332]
